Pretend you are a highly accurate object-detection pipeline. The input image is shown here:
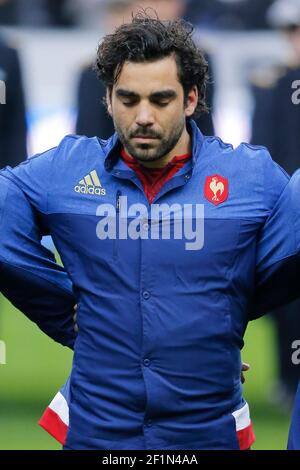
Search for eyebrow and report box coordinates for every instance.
[116,89,139,98]
[116,89,177,100]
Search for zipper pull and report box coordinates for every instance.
[116,190,122,212]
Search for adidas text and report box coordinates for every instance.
[75,185,106,196]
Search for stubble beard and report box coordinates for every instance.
[114,117,186,163]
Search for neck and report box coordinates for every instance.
[127,126,191,169]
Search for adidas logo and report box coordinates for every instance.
[74,170,106,196]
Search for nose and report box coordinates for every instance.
[135,101,155,127]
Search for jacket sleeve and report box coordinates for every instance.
[0,175,76,348]
[250,169,300,319]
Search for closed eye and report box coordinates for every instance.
[152,101,170,107]
[121,100,138,107]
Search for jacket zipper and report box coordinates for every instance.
[114,190,122,261]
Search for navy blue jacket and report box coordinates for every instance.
[1,120,298,449]
[257,170,300,450]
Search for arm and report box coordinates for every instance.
[251,169,300,319]
[0,175,76,348]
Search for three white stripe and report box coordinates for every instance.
[79,170,102,187]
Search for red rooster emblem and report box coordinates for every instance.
[204,175,228,205]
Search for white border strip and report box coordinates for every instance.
[48,391,69,426]
[232,402,251,432]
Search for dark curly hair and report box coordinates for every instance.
[95,9,209,118]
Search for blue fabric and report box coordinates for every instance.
[0,176,76,348]
[0,120,294,449]
[254,170,300,449]
[288,381,300,450]
[252,169,300,317]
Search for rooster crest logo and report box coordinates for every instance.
[210,176,224,202]
[204,174,228,206]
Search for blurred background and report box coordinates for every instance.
[1,0,300,449]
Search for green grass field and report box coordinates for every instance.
[0,296,293,450]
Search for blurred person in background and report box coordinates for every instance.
[66,0,132,29]
[67,0,187,29]
[0,35,27,167]
[0,0,16,25]
[251,0,300,410]
[76,0,137,139]
[0,0,74,27]
[76,0,214,140]
[184,0,276,31]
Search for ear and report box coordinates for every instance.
[106,88,112,116]
[185,86,198,118]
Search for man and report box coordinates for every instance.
[0,12,298,450]
[0,36,27,167]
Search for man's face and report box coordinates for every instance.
[107,55,197,163]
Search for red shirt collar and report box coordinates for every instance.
[120,147,191,204]
[120,147,191,168]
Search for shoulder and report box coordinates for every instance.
[0,134,107,208]
[204,136,283,165]
[205,136,288,176]
[18,134,108,168]
[54,133,104,157]
[202,137,290,212]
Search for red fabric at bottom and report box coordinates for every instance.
[39,405,255,450]
[39,407,68,446]
[237,420,256,450]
